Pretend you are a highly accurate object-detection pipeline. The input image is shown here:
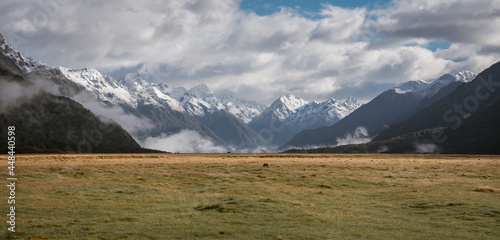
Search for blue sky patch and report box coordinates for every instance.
[427,40,452,51]
[240,0,393,16]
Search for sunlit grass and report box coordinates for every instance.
[1,154,499,239]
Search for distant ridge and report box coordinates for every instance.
[249,94,360,146]
[283,71,476,150]
[285,61,500,154]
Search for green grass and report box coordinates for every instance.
[1,154,499,239]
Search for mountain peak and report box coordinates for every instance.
[455,71,476,82]
[392,70,476,99]
[187,83,213,98]
[345,97,357,103]
[437,73,455,81]
[280,93,300,100]
[393,80,429,94]
[276,93,308,111]
[122,71,143,85]
[1,34,38,74]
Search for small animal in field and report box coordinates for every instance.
[263,163,269,168]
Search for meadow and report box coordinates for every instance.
[1,153,499,239]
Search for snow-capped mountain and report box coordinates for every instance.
[218,94,267,124]
[58,67,137,106]
[57,67,188,113]
[54,67,224,146]
[266,93,309,121]
[284,71,476,149]
[0,38,145,154]
[56,67,272,151]
[175,83,273,150]
[0,34,38,74]
[4,32,479,153]
[179,85,268,124]
[180,84,225,117]
[256,94,360,128]
[249,94,360,146]
[291,97,361,129]
[393,71,476,98]
[118,72,186,112]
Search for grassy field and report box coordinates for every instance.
[1,154,499,239]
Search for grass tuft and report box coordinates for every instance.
[195,204,224,212]
[475,186,500,193]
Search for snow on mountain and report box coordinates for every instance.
[393,71,476,98]
[249,93,360,146]
[255,93,359,128]
[157,83,187,101]
[58,67,186,112]
[185,84,221,107]
[180,84,225,117]
[119,72,186,112]
[175,84,272,151]
[454,71,476,82]
[149,85,186,112]
[291,97,361,128]
[393,80,429,94]
[218,95,267,124]
[58,66,137,106]
[58,66,267,121]
[120,71,149,91]
[265,93,309,121]
[0,34,38,74]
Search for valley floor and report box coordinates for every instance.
[1,154,499,239]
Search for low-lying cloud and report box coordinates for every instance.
[335,126,372,147]
[377,145,390,153]
[71,93,154,138]
[414,142,439,153]
[141,130,227,153]
[0,79,40,113]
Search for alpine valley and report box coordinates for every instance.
[0,33,361,153]
[2,32,498,154]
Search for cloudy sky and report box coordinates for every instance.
[1,0,499,104]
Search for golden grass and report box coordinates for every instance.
[475,186,500,193]
[1,153,499,239]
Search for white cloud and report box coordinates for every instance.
[141,130,227,153]
[0,80,39,113]
[376,0,500,47]
[414,143,439,154]
[335,126,372,147]
[0,0,498,104]
[71,93,154,137]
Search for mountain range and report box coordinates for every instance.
[283,70,477,150]
[0,35,149,153]
[285,63,500,154]
[0,33,361,153]
[3,32,497,154]
[249,94,360,146]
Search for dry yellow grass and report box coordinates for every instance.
[1,154,499,239]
